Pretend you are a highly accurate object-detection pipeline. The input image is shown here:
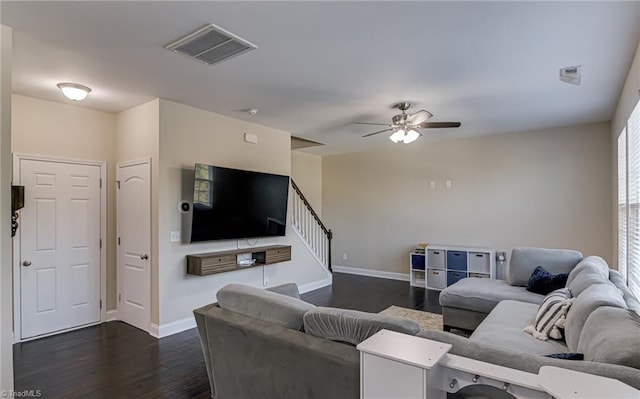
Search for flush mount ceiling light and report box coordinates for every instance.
[57,82,92,101]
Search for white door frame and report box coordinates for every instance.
[12,153,107,342]
[116,158,152,333]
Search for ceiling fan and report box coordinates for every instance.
[358,102,461,144]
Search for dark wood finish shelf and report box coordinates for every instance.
[186,244,292,276]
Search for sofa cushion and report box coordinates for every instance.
[564,284,627,352]
[470,300,569,355]
[566,256,611,297]
[609,270,640,315]
[566,256,610,286]
[303,307,420,345]
[440,278,544,314]
[577,306,640,369]
[507,247,583,287]
[524,288,573,341]
[526,266,569,295]
[217,283,315,330]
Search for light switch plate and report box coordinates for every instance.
[170,231,181,242]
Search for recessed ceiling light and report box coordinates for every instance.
[57,82,92,101]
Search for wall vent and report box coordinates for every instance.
[165,23,257,66]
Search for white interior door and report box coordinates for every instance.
[19,159,102,339]
[117,160,151,332]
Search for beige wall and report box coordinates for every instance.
[115,99,160,320]
[158,99,327,325]
[612,38,640,268]
[0,24,13,392]
[323,122,613,274]
[291,151,322,217]
[11,95,118,309]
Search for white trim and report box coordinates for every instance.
[149,316,197,339]
[105,309,118,322]
[12,153,107,342]
[117,157,151,168]
[298,276,332,294]
[332,265,410,282]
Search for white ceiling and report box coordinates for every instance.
[2,1,639,155]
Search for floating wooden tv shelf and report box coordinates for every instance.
[186,244,292,276]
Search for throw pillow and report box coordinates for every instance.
[543,353,584,360]
[524,288,573,341]
[526,266,569,295]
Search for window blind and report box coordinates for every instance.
[627,102,640,298]
[618,129,627,284]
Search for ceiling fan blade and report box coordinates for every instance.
[418,122,461,129]
[355,122,391,126]
[407,110,433,125]
[362,128,394,137]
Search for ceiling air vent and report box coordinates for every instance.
[560,65,582,86]
[165,23,257,66]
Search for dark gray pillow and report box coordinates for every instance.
[217,283,315,330]
[303,307,420,345]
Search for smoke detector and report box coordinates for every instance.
[560,65,582,86]
[165,23,257,66]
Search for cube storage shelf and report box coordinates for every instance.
[409,245,495,290]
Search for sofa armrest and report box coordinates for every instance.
[417,330,640,390]
[266,282,301,298]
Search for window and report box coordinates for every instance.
[618,100,640,298]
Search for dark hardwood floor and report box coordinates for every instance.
[13,273,441,399]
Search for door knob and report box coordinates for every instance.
[22,260,32,267]
[140,254,148,260]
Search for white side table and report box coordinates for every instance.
[356,329,451,399]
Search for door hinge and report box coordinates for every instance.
[99,299,102,309]
[99,239,102,249]
[116,180,120,189]
[117,237,121,245]
[99,178,103,188]
[118,293,121,302]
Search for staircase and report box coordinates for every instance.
[290,180,332,272]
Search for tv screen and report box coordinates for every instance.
[190,163,289,242]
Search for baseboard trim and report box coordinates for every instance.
[149,316,197,339]
[332,265,410,282]
[105,309,117,322]
[298,276,332,294]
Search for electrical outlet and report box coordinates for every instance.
[263,276,269,286]
[342,253,348,260]
[170,231,181,242]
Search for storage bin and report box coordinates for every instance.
[446,250,468,271]
[413,271,426,287]
[447,270,467,286]
[410,253,426,270]
[469,272,490,279]
[427,249,446,269]
[468,252,491,274]
[427,269,447,290]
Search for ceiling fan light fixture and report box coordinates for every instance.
[403,129,420,144]
[389,129,405,143]
[57,82,91,101]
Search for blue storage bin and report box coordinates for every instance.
[411,253,425,270]
[446,250,467,271]
[447,270,467,286]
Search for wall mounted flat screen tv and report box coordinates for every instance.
[190,163,289,242]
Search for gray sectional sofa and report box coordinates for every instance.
[433,247,640,389]
[193,283,420,399]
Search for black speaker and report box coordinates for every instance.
[12,185,24,212]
